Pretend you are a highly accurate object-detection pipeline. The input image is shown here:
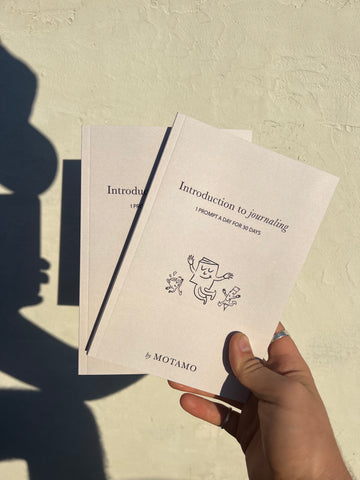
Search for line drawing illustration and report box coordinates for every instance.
[187,255,233,305]
[165,271,183,295]
[217,286,241,310]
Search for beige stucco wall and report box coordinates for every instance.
[0,1,359,479]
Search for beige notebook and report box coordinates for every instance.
[79,125,252,374]
[87,114,338,401]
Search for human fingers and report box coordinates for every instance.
[179,393,241,437]
[267,324,314,388]
[168,380,217,398]
[168,380,245,409]
[229,332,290,403]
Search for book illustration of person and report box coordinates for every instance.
[165,271,183,295]
[217,286,241,310]
[187,255,233,305]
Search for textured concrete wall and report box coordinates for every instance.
[0,1,359,479]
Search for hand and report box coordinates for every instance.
[169,325,351,480]
[187,255,194,266]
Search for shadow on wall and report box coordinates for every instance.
[0,44,143,480]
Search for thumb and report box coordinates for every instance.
[229,332,289,402]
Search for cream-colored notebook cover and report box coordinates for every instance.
[79,125,252,374]
[87,114,338,400]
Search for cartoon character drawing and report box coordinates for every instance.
[217,286,241,310]
[165,271,183,295]
[187,255,233,305]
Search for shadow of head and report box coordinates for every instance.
[0,44,57,195]
[0,44,57,309]
[0,44,144,395]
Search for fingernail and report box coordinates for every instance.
[237,334,251,353]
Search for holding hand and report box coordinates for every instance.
[169,325,351,480]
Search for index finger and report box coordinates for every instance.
[168,380,216,397]
[168,380,245,410]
